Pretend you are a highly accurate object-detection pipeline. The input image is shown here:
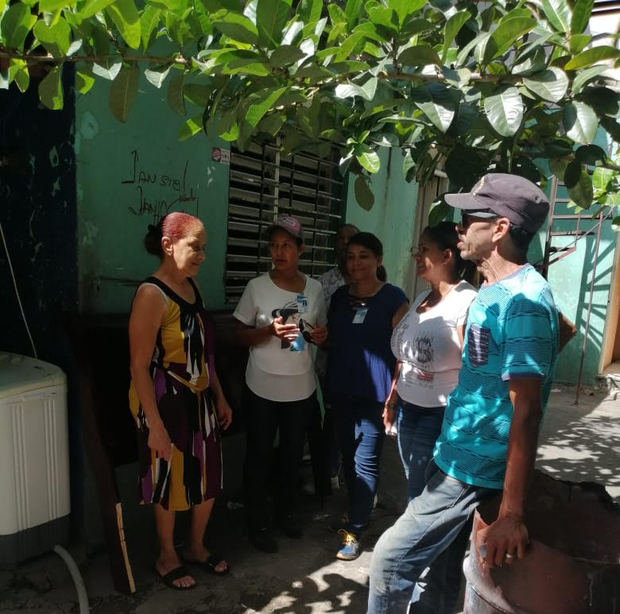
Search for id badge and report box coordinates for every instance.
[353,307,368,324]
[296,294,308,314]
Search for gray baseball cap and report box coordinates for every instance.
[445,173,549,234]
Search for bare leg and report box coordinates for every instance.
[154,503,196,588]
[183,498,228,573]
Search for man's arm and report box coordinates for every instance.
[479,377,543,568]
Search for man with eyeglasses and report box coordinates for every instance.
[367,173,560,614]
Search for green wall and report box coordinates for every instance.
[75,75,231,313]
[345,149,419,294]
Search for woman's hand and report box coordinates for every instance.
[216,397,233,430]
[147,421,173,461]
[310,325,328,346]
[382,398,397,432]
[272,316,300,342]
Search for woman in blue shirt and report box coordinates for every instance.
[327,232,409,560]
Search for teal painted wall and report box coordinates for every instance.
[75,75,231,313]
[345,149,419,294]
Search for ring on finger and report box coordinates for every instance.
[504,553,514,560]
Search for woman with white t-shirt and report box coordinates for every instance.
[384,222,477,502]
[234,215,328,554]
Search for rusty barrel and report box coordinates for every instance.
[463,471,620,614]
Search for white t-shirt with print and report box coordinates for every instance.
[390,280,477,407]
[234,273,327,402]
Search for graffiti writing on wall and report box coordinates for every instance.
[122,150,199,221]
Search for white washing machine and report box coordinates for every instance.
[0,352,70,565]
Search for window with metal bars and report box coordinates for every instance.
[224,141,346,305]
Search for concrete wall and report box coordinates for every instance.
[345,149,419,295]
[75,74,231,313]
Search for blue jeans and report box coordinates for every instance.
[367,460,497,614]
[397,399,445,502]
[333,396,385,535]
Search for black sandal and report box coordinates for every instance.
[156,565,197,590]
[185,552,230,576]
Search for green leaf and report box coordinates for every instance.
[442,10,471,63]
[483,14,536,63]
[212,11,259,45]
[484,86,523,137]
[140,5,162,50]
[388,0,425,27]
[257,0,292,47]
[398,45,440,67]
[564,46,620,71]
[109,64,139,122]
[144,63,171,88]
[600,116,620,142]
[541,0,572,34]
[428,201,450,227]
[39,0,71,9]
[564,159,582,187]
[296,0,321,24]
[356,147,380,173]
[566,163,593,208]
[571,0,593,35]
[81,0,117,19]
[344,0,363,29]
[92,57,122,80]
[571,65,610,93]
[258,112,286,136]
[523,67,568,103]
[167,73,186,116]
[269,45,305,67]
[1,4,37,51]
[10,59,29,93]
[38,66,64,110]
[592,166,614,191]
[105,0,141,49]
[569,33,590,55]
[33,19,71,57]
[548,157,568,181]
[76,68,96,94]
[354,175,374,210]
[413,83,456,133]
[246,87,287,127]
[580,86,620,118]
[179,114,203,141]
[184,84,211,106]
[612,216,620,232]
[575,144,607,166]
[563,101,597,144]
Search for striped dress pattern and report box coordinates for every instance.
[129,276,222,511]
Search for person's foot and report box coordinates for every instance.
[336,529,360,561]
[276,514,303,539]
[249,527,278,553]
[156,554,196,589]
[182,544,229,574]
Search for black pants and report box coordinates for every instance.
[243,386,318,531]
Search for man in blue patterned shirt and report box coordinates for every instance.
[367,174,559,614]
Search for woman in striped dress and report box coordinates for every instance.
[129,212,232,590]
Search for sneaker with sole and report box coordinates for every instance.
[336,529,360,560]
[249,527,278,553]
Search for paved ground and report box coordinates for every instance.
[1,383,618,613]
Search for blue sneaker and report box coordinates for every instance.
[336,529,360,560]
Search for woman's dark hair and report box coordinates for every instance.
[347,232,388,281]
[423,221,476,283]
[144,212,203,258]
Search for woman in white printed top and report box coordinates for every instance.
[233,215,328,554]
[384,222,477,502]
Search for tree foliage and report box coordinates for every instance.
[1,0,619,219]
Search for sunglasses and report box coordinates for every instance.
[460,212,499,229]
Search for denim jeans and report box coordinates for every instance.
[367,460,497,614]
[333,395,385,535]
[243,386,318,531]
[396,399,445,502]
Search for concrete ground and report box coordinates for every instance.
[1,383,618,613]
